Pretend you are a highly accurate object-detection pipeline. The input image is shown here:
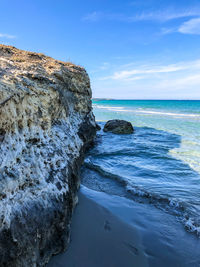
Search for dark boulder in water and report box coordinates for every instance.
[103,120,134,134]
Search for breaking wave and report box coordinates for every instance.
[93,104,200,119]
[84,158,200,236]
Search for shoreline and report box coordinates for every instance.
[48,186,200,267]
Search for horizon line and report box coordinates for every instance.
[92,98,200,101]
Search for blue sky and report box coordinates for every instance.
[1,0,200,99]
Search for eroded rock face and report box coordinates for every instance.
[0,45,96,266]
[103,120,134,134]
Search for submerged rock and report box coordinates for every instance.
[103,119,134,134]
[0,45,97,266]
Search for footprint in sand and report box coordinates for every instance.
[104,220,111,231]
[124,242,139,256]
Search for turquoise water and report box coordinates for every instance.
[93,100,200,173]
[82,100,200,235]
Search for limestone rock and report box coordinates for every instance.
[0,45,96,266]
[103,120,134,134]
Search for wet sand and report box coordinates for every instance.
[48,186,200,267]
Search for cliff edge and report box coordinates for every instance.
[0,45,97,266]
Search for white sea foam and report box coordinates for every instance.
[90,102,200,237]
[85,159,200,237]
[93,104,200,118]
[135,110,200,118]
[93,104,125,111]
[184,218,200,235]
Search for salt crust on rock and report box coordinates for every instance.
[0,45,96,266]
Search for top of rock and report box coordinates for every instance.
[0,45,92,133]
[0,44,84,72]
[0,44,91,103]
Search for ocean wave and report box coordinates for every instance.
[184,218,200,235]
[84,159,200,236]
[93,104,200,118]
[84,159,185,212]
[135,110,200,118]
[93,104,125,110]
[84,159,126,185]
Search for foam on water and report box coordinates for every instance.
[93,103,200,118]
[84,157,200,236]
[82,100,200,237]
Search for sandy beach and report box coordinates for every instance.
[48,186,200,267]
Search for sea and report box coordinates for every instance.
[82,100,200,236]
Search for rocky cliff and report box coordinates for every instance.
[0,45,97,266]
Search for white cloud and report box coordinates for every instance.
[178,17,200,35]
[0,33,16,39]
[160,27,176,35]
[92,59,200,99]
[161,17,200,36]
[83,8,200,23]
[159,74,200,88]
[131,9,200,22]
[101,60,200,81]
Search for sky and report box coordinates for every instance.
[1,0,200,99]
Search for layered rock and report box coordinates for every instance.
[0,45,96,266]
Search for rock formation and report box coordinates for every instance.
[0,45,97,266]
[103,120,134,134]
